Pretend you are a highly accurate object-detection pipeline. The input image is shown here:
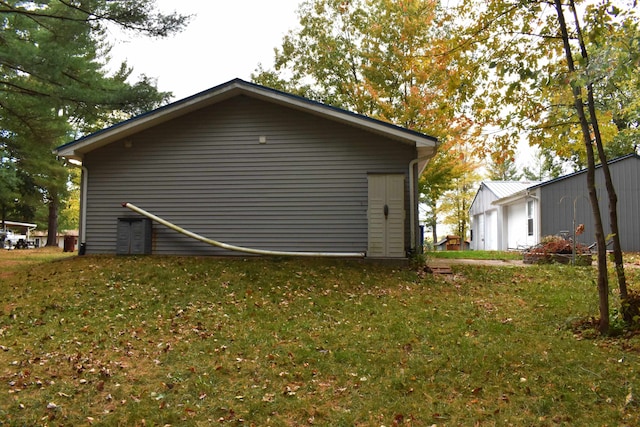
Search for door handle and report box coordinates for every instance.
[384,204,389,218]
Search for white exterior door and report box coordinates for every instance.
[368,174,405,257]
[486,209,498,250]
[476,214,485,250]
[507,202,528,249]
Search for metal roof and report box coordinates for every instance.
[1,220,37,229]
[527,153,640,190]
[483,181,541,199]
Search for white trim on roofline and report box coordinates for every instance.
[56,79,438,160]
[492,188,539,206]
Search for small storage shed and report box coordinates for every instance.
[469,181,540,251]
[56,79,438,258]
[434,235,470,251]
[469,153,640,252]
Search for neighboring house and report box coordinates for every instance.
[469,181,541,251]
[469,153,640,252]
[55,79,437,258]
[32,231,78,251]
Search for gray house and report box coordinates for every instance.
[56,79,437,258]
[533,153,640,252]
[469,154,640,252]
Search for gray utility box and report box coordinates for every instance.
[116,218,152,255]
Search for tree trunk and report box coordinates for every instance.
[46,197,59,247]
[587,85,629,313]
[460,196,467,251]
[431,223,438,247]
[567,1,629,316]
[554,0,609,334]
[427,199,438,246]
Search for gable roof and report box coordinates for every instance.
[483,181,541,199]
[489,153,640,206]
[469,181,541,211]
[56,78,438,164]
[527,153,640,190]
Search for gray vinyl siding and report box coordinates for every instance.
[83,95,415,255]
[538,156,640,251]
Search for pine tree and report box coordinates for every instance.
[0,0,188,241]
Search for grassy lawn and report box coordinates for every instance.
[1,249,639,426]
[0,247,75,279]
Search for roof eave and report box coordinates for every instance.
[492,188,538,206]
[244,85,437,147]
[416,146,437,173]
[55,79,438,159]
[56,82,246,158]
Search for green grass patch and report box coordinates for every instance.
[0,251,639,425]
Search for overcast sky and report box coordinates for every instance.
[106,0,535,170]
[107,0,302,100]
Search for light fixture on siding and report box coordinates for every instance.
[259,136,267,144]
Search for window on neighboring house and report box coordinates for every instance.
[527,200,534,236]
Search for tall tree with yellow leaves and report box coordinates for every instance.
[253,0,485,243]
[450,0,639,333]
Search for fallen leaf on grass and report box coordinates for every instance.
[284,383,301,396]
[262,393,275,402]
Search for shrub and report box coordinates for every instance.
[528,235,590,255]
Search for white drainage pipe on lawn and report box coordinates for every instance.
[122,202,366,258]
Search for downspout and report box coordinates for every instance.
[123,202,365,258]
[80,165,88,254]
[408,155,433,254]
